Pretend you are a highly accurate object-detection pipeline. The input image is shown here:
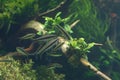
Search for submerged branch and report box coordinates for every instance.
[70,20,80,28]
[38,0,66,17]
[80,58,112,80]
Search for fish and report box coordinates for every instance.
[32,34,57,41]
[35,38,58,56]
[53,42,64,51]
[56,25,71,40]
[110,13,118,18]
[48,63,63,69]
[47,53,63,57]
[16,47,28,55]
[24,42,35,52]
[19,33,36,40]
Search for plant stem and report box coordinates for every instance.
[70,20,80,28]
[38,0,66,17]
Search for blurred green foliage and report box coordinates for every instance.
[36,65,65,80]
[0,57,65,80]
[0,0,63,33]
[0,57,37,80]
[68,0,110,42]
[0,0,37,33]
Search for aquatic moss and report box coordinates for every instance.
[68,0,110,42]
[0,57,36,80]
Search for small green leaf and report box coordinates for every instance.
[55,12,62,18]
[37,31,42,35]
[87,42,95,49]
[48,30,55,34]
[64,24,73,33]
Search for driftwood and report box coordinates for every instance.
[80,58,112,80]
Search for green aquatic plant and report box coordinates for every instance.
[0,57,65,80]
[36,65,65,80]
[68,0,110,42]
[67,0,120,79]
[44,12,72,34]
[0,0,37,33]
[0,0,64,34]
[67,38,95,67]
[0,57,37,80]
[69,38,95,54]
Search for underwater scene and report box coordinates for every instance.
[0,0,120,80]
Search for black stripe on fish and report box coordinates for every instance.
[19,33,36,40]
[53,42,64,51]
[35,38,58,56]
[56,25,71,40]
[33,34,57,41]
